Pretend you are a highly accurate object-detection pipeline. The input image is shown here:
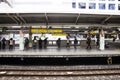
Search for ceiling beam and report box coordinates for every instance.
[19,13,78,17]
[1,23,120,27]
[75,14,80,25]
[0,13,109,18]
[13,16,22,25]
[6,13,19,25]
[19,13,45,17]
[101,15,112,24]
[12,13,27,25]
[16,13,27,25]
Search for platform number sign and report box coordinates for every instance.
[107,57,112,65]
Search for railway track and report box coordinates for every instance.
[0,68,120,77]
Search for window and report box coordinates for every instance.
[118,4,120,10]
[89,0,95,1]
[109,0,115,1]
[78,3,86,9]
[108,4,115,10]
[72,2,76,8]
[89,3,96,9]
[99,0,105,1]
[99,3,106,10]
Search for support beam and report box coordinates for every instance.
[17,13,27,25]
[6,13,19,25]
[101,15,112,24]
[14,16,22,24]
[19,13,45,17]
[0,0,12,8]
[75,14,80,25]
[12,13,26,25]
[45,13,49,25]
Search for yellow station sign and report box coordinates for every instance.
[31,28,62,33]
[52,34,68,36]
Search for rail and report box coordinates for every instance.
[0,68,120,77]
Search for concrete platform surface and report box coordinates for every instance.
[0,48,120,57]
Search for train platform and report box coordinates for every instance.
[0,47,120,57]
[0,48,120,65]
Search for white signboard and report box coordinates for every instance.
[0,0,120,15]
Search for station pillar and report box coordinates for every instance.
[29,27,32,48]
[99,28,105,50]
[19,27,24,50]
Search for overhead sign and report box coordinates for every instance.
[52,34,68,36]
[31,28,63,33]
[90,30,99,35]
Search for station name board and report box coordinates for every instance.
[31,28,63,33]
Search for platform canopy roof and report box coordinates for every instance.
[0,0,120,27]
[0,13,120,27]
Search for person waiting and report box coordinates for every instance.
[66,37,70,48]
[0,39,1,50]
[38,38,42,49]
[86,36,92,49]
[1,37,6,50]
[24,37,29,50]
[43,37,48,49]
[74,37,78,49]
[57,38,61,48]
[113,35,117,42]
[9,38,14,50]
[33,36,38,49]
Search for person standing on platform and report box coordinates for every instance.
[24,37,29,50]
[38,38,42,49]
[74,37,78,49]
[1,37,6,50]
[33,36,38,49]
[57,38,61,48]
[66,37,70,48]
[86,35,92,49]
[96,36,100,48]
[9,38,14,50]
[43,37,48,49]
[113,35,117,42]
[0,39,1,50]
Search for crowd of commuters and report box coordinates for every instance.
[0,36,98,50]
[23,36,80,50]
[0,37,14,50]
[27,36,48,49]
[1,33,117,50]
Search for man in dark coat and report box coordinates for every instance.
[57,38,61,48]
[74,37,78,49]
[86,36,92,49]
[44,37,48,49]
[2,37,6,50]
[38,38,42,49]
